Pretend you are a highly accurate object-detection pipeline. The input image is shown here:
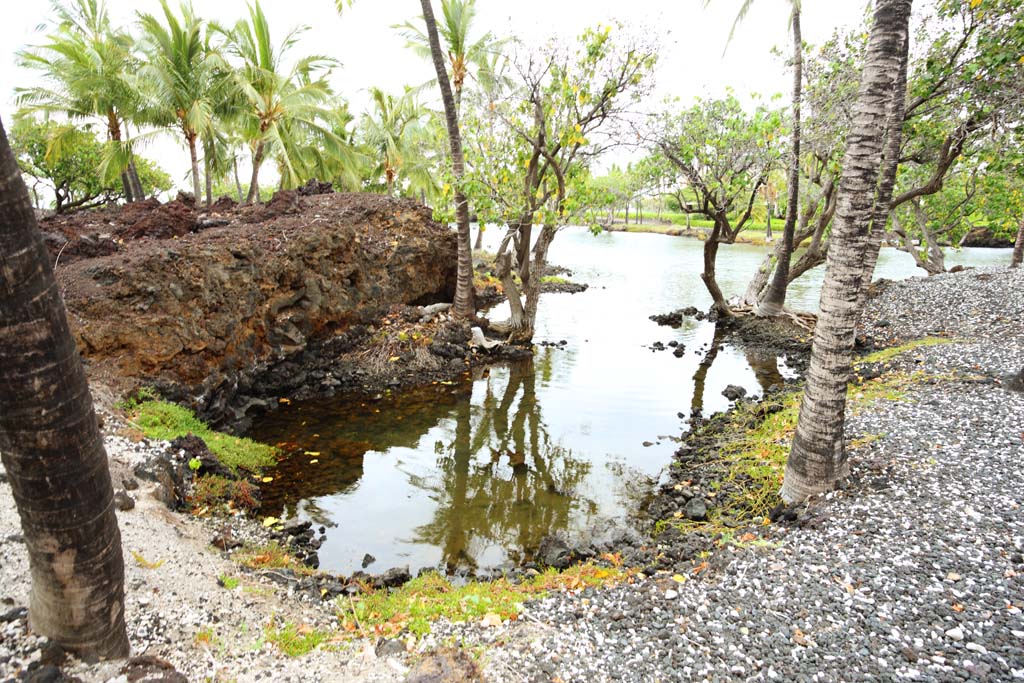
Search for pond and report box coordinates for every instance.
[248,229,1011,575]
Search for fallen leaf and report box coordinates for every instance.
[304,451,320,456]
[481,613,503,628]
[261,477,274,483]
[278,398,291,405]
[671,574,687,584]
[738,532,756,543]
[262,516,279,527]
[952,603,965,612]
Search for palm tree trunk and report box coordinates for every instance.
[0,120,129,658]
[857,19,911,306]
[246,142,264,204]
[420,0,475,319]
[782,0,913,503]
[757,8,802,316]
[1012,219,1024,268]
[120,172,135,203]
[204,146,213,207]
[124,125,144,201]
[233,156,244,203]
[187,133,202,203]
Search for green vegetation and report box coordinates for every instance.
[540,275,569,285]
[265,621,332,657]
[218,574,241,590]
[130,400,277,473]
[858,337,956,365]
[337,563,634,638]
[235,541,314,575]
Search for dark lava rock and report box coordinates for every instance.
[722,385,747,401]
[114,490,136,511]
[405,648,482,683]
[297,178,334,196]
[376,638,407,657]
[1,606,27,623]
[121,655,189,683]
[169,435,235,480]
[376,566,412,589]
[685,497,708,521]
[1006,367,1024,392]
[673,346,686,358]
[536,535,572,569]
[362,553,376,568]
[122,477,140,491]
[38,641,66,668]
[651,342,666,351]
[21,665,69,683]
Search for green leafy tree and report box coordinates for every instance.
[654,94,784,314]
[463,24,657,342]
[358,87,436,197]
[11,115,171,212]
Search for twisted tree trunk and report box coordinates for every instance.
[187,132,202,203]
[783,0,913,503]
[757,8,802,317]
[420,0,475,319]
[246,141,264,204]
[0,119,129,658]
[1012,219,1023,268]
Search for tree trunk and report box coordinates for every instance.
[187,133,202,203]
[857,18,911,305]
[765,200,773,240]
[120,172,134,203]
[1011,218,1023,268]
[0,119,129,658]
[783,0,913,504]
[203,141,213,207]
[757,9,802,317]
[246,142,264,204]
[474,223,484,250]
[233,156,244,203]
[127,159,144,201]
[420,0,475,319]
[701,219,732,315]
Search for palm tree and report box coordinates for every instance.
[17,0,145,201]
[0,117,128,658]
[416,0,476,319]
[136,0,224,201]
[396,0,505,116]
[359,87,433,197]
[217,0,344,203]
[782,0,914,503]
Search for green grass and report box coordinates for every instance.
[131,400,277,473]
[540,275,570,285]
[858,337,956,365]
[265,621,331,657]
[660,370,934,536]
[337,563,633,638]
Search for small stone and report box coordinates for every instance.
[362,553,376,568]
[945,627,964,641]
[946,571,962,582]
[114,490,136,511]
[685,497,708,521]
[664,589,678,600]
[965,643,987,654]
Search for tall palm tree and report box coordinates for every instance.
[360,87,433,197]
[0,117,129,658]
[136,0,224,201]
[396,0,505,115]
[417,0,476,319]
[782,0,914,503]
[217,0,344,203]
[17,0,145,201]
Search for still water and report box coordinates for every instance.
[249,229,1010,574]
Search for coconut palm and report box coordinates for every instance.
[782,0,914,503]
[359,87,435,197]
[396,0,505,115]
[17,0,145,201]
[136,0,225,201]
[0,117,129,659]
[217,0,346,202]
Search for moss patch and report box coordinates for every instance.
[131,400,277,473]
[859,337,955,365]
[337,562,635,638]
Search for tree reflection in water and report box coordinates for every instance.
[409,354,594,572]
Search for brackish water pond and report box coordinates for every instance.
[249,230,1010,574]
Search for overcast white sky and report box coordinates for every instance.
[0,0,870,193]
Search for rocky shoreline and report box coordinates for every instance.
[2,267,1023,682]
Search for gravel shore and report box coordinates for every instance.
[2,266,1022,682]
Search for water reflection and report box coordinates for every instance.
[410,358,593,571]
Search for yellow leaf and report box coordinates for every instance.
[389,356,401,362]
[970,0,982,7]
[278,397,291,404]
[262,516,279,527]
[309,459,319,464]
[481,612,503,627]
[261,476,274,483]
[672,574,687,584]
[304,451,320,456]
